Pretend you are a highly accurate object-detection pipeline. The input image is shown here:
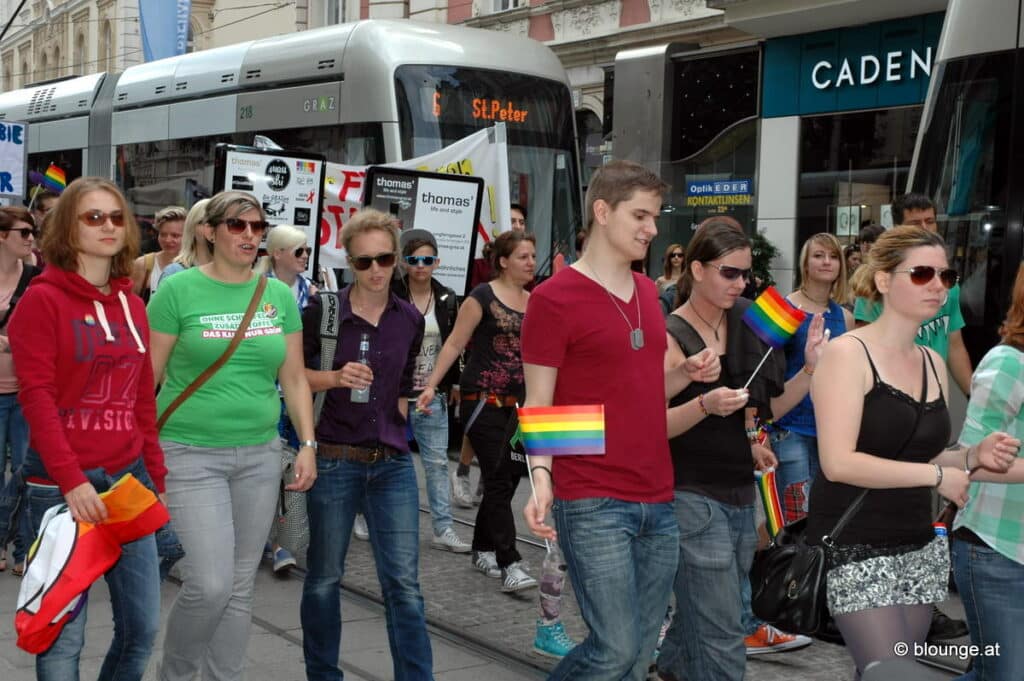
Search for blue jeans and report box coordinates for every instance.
[409,395,453,536]
[301,453,433,681]
[771,428,819,523]
[952,538,1024,681]
[550,497,678,681]
[0,392,30,564]
[22,452,160,681]
[659,490,758,681]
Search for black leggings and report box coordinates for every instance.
[463,400,525,568]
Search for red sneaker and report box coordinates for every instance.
[744,624,813,656]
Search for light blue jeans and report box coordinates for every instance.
[0,392,30,564]
[409,395,453,536]
[770,428,820,522]
[952,537,1024,681]
[158,440,281,681]
[659,490,758,681]
[550,497,679,681]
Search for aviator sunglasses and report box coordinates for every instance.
[404,255,437,266]
[79,210,125,227]
[219,217,269,236]
[892,265,959,289]
[709,263,752,281]
[1,227,40,239]
[350,253,397,271]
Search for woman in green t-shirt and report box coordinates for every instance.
[147,191,316,681]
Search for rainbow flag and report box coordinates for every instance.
[756,468,785,538]
[42,164,66,193]
[517,405,605,456]
[742,286,807,349]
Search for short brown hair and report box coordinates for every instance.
[0,206,34,230]
[850,225,946,301]
[41,177,139,278]
[584,160,669,233]
[342,208,399,256]
[154,205,187,229]
[491,230,536,272]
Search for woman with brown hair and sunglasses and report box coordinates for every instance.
[807,225,1017,680]
[8,177,165,680]
[148,190,316,681]
[656,243,685,293]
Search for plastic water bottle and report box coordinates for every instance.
[933,522,948,538]
[351,332,371,404]
[539,541,568,622]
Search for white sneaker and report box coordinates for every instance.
[472,550,501,578]
[353,515,369,541]
[431,527,471,553]
[473,478,484,506]
[501,561,538,593]
[451,471,473,508]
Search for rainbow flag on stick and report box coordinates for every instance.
[41,164,66,193]
[742,286,807,350]
[756,468,785,538]
[516,405,606,456]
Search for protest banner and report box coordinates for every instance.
[0,121,28,201]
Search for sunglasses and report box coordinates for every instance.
[0,227,39,239]
[893,266,959,289]
[709,263,752,281]
[670,252,684,259]
[404,255,437,266]
[350,252,397,271]
[79,210,125,228]
[294,246,312,258]
[219,217,269,235]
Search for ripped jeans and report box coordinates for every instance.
[770,429,820,523]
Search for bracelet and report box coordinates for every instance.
[802,364,815,377]
[964,446,973,473]
[934,463,944,488]
[530,466,552,479]
[299,439,318,452]
[697,393,709,417]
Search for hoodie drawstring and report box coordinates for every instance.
[93,300,115,342]
[118,292,147,354]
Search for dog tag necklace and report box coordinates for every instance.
[586,263,644,350]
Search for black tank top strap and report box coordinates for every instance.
[847,335,881,385]
[921,347,944,402]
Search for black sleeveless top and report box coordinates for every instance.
[667,314,755,506]
[806,338,950,547]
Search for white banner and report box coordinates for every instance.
[317,124,511,270]
[0,121,28,199]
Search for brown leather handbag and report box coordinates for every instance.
[156,277,267,431]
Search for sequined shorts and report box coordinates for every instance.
[826,535,948,616]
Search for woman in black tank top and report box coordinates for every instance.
[808,226,1018,680]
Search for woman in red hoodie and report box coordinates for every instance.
[9,177,166,681]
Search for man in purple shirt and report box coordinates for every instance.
[299,209,431,681]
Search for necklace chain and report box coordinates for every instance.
[586,263,644,350]
[411,286,433,316]
[688,300,725,341]
[799,287,829,306]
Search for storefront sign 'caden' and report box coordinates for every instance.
[811,47,932,90]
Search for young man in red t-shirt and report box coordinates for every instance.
[522,161,705,679]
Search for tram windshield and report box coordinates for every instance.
[395,65,582,272]
[911,51,1015,362]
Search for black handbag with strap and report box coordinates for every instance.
[750,346,929,635]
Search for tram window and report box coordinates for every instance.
[912,53,1014,361]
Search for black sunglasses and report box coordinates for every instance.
[404,255,437,266]
[220,217,269,236]
[0,227,39,239]
[350,252,397,271]
[893,266,959,289]
[709,263,752,281]
[670,252,684,259]
[294,246,312,258]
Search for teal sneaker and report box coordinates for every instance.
[533,620,577,658]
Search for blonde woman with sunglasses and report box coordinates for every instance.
[148,190,316,681]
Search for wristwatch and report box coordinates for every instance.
[299,440,318,452]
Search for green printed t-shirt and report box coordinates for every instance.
[148,268,302,447]
[853,283,965,360]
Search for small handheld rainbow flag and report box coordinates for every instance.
[516,405,605,456]
[41,164,66,193]
[742,286,807,349]
[756,468,785,538]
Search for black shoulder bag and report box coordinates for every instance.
[750,349,928,635]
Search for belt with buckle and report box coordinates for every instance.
[318,442,398,464]
[460,392,517,407]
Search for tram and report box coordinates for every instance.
[0,20,582,269]
[909,0,1024,364]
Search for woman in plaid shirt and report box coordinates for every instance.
[952,263,1024,681]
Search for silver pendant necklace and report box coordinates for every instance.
[586,263,644,350]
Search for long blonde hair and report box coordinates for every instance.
[798,233,849,304]
[173,198,211,269]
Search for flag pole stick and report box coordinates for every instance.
[743,347,773,390]
[518,401,551,552]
